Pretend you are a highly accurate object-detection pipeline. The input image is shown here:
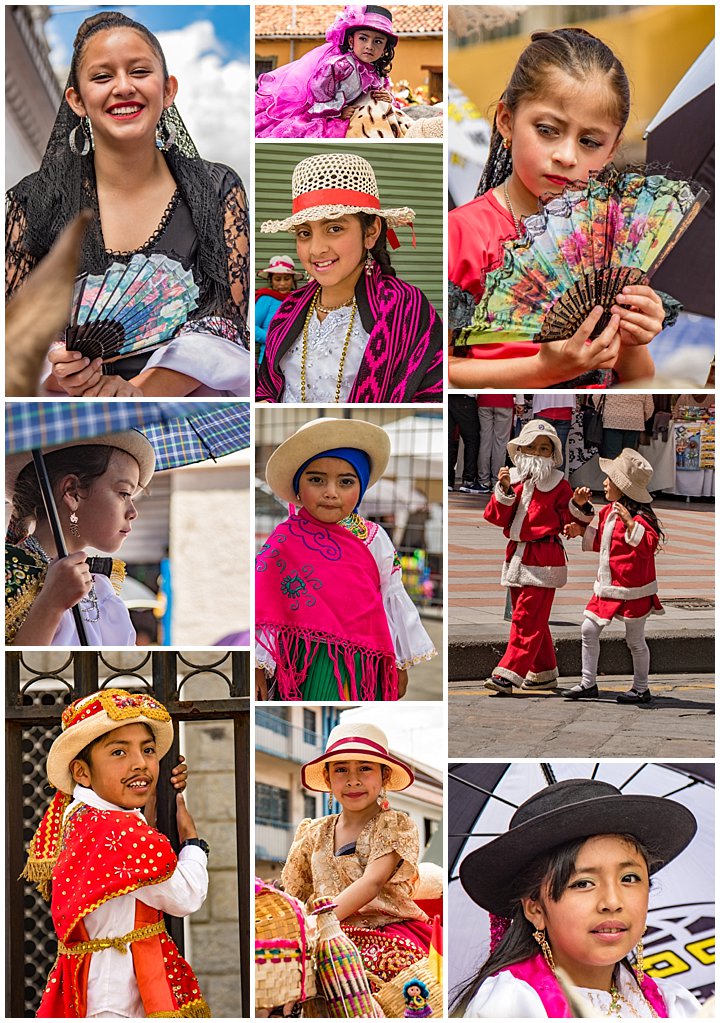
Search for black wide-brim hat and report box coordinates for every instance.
[460,778,697,918]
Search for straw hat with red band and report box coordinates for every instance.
[301,722,414,792]
[260,153,416,246]
[257,254,300,280]
[46,688,174,795]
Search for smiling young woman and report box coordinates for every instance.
[6,10,250,398]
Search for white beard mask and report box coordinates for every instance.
[515,452,554,486]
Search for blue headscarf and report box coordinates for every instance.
[293,447,371,512]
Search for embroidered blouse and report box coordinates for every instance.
[281,810,429,929]
[280,305,370,403]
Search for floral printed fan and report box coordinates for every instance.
[65,253,199,362]
[456,171,708,346]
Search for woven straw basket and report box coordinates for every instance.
[255,883,317,1010]
[370,958,442,1018]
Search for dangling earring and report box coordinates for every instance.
[376,787,390,811]
[69,511,80,538]
[502,136,512,151]
[69,118,92,156]
[634,929,646,985]
[532,928,556,973]
[155,111,176,151]
[364,249,374,276]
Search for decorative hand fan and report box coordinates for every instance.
[65,253,199,362]
[456,171,708,346]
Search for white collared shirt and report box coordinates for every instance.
[64,785,208,1018]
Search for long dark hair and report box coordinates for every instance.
[478,27,630,195]
[450,833,660,1016]
[341,30,395,77]
[69,11,168,88]
[618,496,667,548]
[356,212,397,277]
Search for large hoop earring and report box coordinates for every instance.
[532,928,556,973]
[69,118,92,156]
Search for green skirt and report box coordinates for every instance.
[272,642,384,701]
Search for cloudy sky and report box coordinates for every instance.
[340,703,446,774]
[47,4,252,187]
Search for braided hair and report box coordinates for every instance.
[477,27,630,196]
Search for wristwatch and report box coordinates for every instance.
[180,837,210,858]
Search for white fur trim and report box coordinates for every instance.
[584,607,665,625]
[569,499,594,523]
[593,580,659,599]
[582,525,598,552]
[494,481,517,505]
[625,521,645,547]
[508,482,533,542]
[525,667,559,683]
[502,557,567,588]
[596,510,617,591]
[493,666,524,686]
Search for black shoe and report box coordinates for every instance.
[563,684,599,700]
[484,675,515,694]
[616,688,653,704]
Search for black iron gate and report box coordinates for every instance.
[5,650,250,1018]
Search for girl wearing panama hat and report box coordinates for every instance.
[255,151,443,404]
[255,417,436,701]
[563,449,666,705]
[255,6,402,139]
[452,777,701,1018]
[281,722,433,988]
[255,254,300,366]
[6,431,154,646]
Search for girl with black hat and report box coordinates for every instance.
[452,778,701,1017]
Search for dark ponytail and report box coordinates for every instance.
[70,11,169,89]
[477,27,630,196]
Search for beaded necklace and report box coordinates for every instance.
[300,291,358,403]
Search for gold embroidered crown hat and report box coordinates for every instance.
[46,689,174,795]
[265,417,391,505]
[260,152,416,234]
[301,722,414,792]
[507,419,564,468]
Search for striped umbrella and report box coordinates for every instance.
[6,401,251,644]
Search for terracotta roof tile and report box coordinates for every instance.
[255,5,443,38]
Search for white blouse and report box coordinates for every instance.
[256,521,436,674]
[143,328,251,397]
[52,574,136,647]
[465,968,701,1018]
[280,305,370,403]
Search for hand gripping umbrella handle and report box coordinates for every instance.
[32,450,89,647]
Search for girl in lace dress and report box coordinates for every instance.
[5,10,250,398]
[6,430,155,646]
[255,418,437,701]
[453,778,701,1018]
[255,5,400,139]
[281,723,433,987]
[256,151,443,404]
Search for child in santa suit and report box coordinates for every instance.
[563,448,665,704]
[23,689,210,1018]
[483,420,593,693]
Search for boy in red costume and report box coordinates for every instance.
[23,689,210,1018]
[483,420,593,693]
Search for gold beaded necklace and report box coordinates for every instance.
[300,291,358,404]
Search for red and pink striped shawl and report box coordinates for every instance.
[255,270,443,403]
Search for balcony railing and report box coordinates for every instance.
[255,711,323,763]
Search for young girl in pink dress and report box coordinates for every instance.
[255,6,398,138]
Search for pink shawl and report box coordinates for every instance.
[255,509,398,700]
[506,953,668,1017]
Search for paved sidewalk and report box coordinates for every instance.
[449,674,715,758]
[406,615,443,701]
[448,491,715,678]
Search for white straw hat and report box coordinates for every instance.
[260,152,415,234]
[265,418,390,504]
[599,448,654,504]
[257,254,299,279]
[301,722,414,793]
[507,420,563,468]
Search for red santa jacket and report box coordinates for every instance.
[484,469,592,588]
[583,502,660,599]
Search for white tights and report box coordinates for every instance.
[581,615,650,692]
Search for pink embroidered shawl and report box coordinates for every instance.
[255,509,398,700]
[506,953,668,1017]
